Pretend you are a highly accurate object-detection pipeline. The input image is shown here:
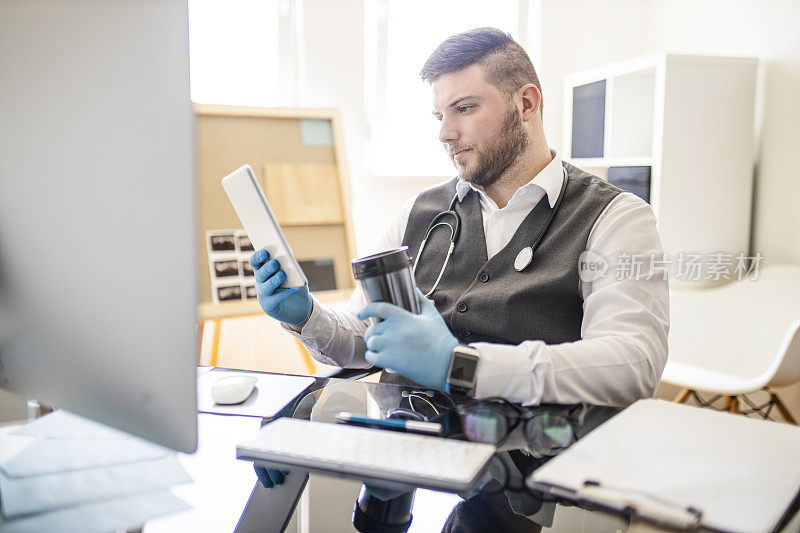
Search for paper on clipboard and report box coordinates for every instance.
[527,399,800,533]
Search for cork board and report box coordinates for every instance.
[195,105,356,308]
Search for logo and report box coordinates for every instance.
[578,251,608,283]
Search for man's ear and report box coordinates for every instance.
[519,84,541,122]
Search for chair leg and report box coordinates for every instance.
[728,396,739,414]
[673,388,692,404]
[770,391,798,425]
[723,395,740,414]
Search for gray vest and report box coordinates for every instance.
[380,162,622,387]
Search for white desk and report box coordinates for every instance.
[144,413,263,532]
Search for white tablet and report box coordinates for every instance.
[221,165,307,288]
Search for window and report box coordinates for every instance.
[188,0,302,107]
[365,0,527,177]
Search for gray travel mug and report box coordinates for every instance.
[351,246,420,322]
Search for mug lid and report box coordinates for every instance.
[351,246,412,280]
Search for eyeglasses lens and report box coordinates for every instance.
[462,408,507,445]
[525,412,575,456]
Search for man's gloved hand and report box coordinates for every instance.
[254,465,289,489]
[357,287,459,391]
[250,250,312,327]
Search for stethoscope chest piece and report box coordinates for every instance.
[514,246,534,272]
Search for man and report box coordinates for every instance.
[251,27,669,407]
[250,28,669,529]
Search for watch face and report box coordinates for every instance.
[449,353,478,388]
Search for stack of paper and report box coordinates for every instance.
[0,410,192,532]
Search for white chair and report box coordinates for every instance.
[662,264,800,423]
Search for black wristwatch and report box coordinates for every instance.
[446,344,480,395]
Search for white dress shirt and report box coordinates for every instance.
[285,149,670,407]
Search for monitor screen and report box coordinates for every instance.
[0,0,197,452]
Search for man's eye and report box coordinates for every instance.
[458,105,473,113]
[434,115,443,122]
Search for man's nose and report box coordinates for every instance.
[438,116,459,144]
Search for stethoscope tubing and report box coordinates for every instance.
[413,166,569,296]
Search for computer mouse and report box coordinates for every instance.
[211,375,257,405]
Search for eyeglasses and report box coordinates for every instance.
[455,399,590,494]
[456,399,587,457]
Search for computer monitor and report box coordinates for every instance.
[0,0,197,452]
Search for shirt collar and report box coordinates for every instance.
[455,148,564,208]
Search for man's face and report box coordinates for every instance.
[432,64,528,187]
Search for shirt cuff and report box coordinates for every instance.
[280,296,325,353]
[279,296,362,368]
[471,340,548,405]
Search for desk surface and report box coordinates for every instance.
[6,371,791,533]
[137,372,800,533]
[149,374,630,532]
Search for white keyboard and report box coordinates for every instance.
[236,417,497,493]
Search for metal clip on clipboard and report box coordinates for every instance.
[535,479,703,530]
[529,479,703,531]
[581,481,702,530]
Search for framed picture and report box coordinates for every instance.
[207,229,266,303]
[216,285,242,302]
[214,260,240,278]
[244,284,257,300]
[237,234,254,252]
[209,233,235,252]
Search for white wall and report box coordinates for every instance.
[300,0,445,255]
[536,0,649,154]
[304,0,653,254]
[300,0,369,256]
[642,0,800,264]
[324,0,800,267]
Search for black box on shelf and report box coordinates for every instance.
[299,258,337,292]
[571,80,606,159]
[607,166,651,203]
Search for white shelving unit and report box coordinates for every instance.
[563,53,758,261]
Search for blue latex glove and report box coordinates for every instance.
[250,250,312,327]
[254,465,288,488]
[357,288,459,391]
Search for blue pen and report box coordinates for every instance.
[335,412,442,436]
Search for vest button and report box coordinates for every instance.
[463,331,472,338]
[457,302,468,313]
[479,272,489,283]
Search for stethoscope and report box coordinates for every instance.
[412,167,569,297]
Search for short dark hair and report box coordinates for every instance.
[420,27,543,115]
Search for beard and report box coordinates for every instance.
[449,106,529,188]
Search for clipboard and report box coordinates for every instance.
[526,399,800,532]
